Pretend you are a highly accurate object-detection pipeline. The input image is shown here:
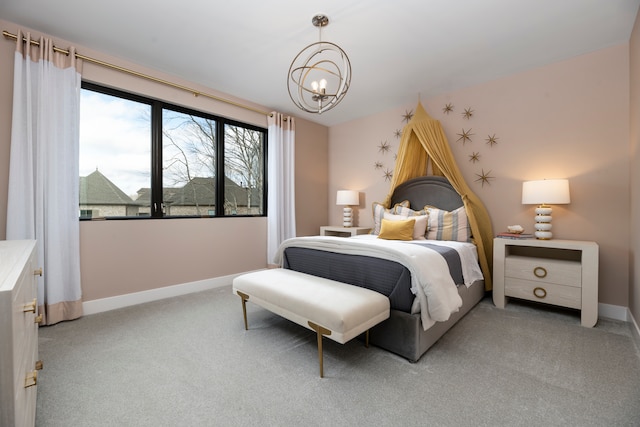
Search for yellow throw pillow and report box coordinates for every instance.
[378,218,416,241]
[383,211,428,240]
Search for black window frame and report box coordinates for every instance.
[80,81,268,220]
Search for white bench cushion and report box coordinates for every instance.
[232,269,390,343]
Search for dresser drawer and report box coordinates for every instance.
[1,240,39,427]
[505,255,581,288]
[505,277,581,309]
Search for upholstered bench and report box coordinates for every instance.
[232,268,390,377]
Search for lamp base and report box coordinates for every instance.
[342,207,353,228]
[534,205,553,240]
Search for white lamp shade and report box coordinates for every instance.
[522,179,570,205]
[336,190,359,206]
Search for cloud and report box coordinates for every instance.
[80,90,151,195]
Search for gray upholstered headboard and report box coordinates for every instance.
[390,176,463,211]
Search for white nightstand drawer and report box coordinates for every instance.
[505,278,581,309]
[505,255,581,288]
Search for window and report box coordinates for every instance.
[79,82,267,219]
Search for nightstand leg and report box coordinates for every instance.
[493,241,506,308]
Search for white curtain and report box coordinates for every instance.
[6,31,83,325]
[267,112,296,264]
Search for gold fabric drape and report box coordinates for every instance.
[384,103,494,290]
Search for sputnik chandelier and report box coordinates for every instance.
[287,14,352,114]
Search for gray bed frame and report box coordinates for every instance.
[366,175,485,362]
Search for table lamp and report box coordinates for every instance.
[336,190,359,227]
[522,179,570,240]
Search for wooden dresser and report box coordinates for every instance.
[0,240,42,427]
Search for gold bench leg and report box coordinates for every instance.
[237,291,250,330]
[308,321,331,378]
[365,329,370,348]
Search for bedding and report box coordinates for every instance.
[275,235,482,330]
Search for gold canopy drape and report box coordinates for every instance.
[383,102,494,290]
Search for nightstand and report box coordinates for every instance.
[320,226,371,237]
[493,238,599,327]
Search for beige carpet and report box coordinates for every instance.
[36,285,640,426]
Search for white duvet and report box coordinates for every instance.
[274,235,483,330]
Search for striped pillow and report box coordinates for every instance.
[425,206,472,242]
[371,201,409,235]
[392,203,428,217]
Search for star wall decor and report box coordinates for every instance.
[374,161,384,169]
[402,110,414,123]
[378,140,391,154]
[456,128,474,144]
[475,169,494,187]
[394,129,402,138]
[383,168,393,181]
[439,100,502,189]
[486,134,499,146]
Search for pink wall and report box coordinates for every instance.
[294,118,329,237]
[0,19,329,301]
[630,12,640,325]
[330,44,631,307]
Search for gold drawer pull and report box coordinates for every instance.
[23,298,37,313]
[25,370,37,388]
[533,287,547,299]
[35,314,43,324]
[533,267,547,278]
[34,267,43,276]
[35,360,43,371]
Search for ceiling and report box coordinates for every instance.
[1,0,639,127]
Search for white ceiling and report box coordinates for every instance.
[1,0,639,127]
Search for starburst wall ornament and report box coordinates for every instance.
[443,103,454,114]
[378,141,391,154]
[456,128,474,144]
[462,107,474,119]
[475,169,494,186]
[486,134,499,146]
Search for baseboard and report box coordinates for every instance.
[629,310,640,349]
[82,270,264,316]
[598,302,629,322]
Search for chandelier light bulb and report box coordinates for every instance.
[311,81,319,92]
[319,79,327,90]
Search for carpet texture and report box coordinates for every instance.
[36,286,640,426]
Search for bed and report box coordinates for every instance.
[276,175,486,362]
